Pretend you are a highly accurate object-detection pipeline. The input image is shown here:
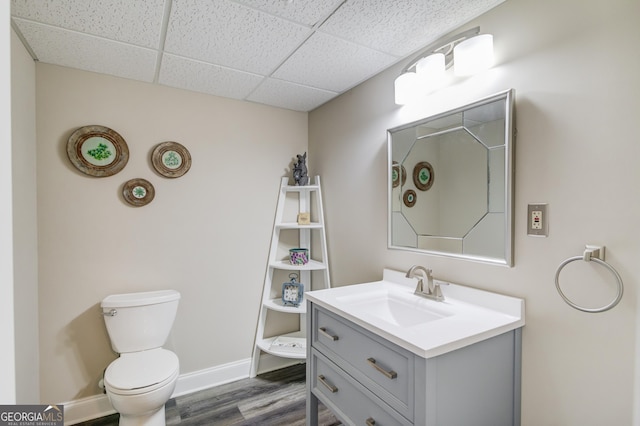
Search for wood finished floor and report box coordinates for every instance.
[77,364,340,426]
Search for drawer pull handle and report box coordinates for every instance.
[318,375,338,393]
[367,357,397,379]
[319,327,339,341]
[366,418,376,426]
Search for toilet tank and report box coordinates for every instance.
[101,290,180,353]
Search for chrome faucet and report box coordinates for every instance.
[405,265,447,302]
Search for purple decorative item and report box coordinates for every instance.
[289,248,309,265]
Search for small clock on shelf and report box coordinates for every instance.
[282,273,304,307]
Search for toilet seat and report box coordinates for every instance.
[105,348,179,396]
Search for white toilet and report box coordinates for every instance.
[101,290,181,426]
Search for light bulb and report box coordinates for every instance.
[453,34,494,76]
[394,72,419,105]
[416,53,445,93]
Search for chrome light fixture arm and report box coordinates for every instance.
[400,26,480,74]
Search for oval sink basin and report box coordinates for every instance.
[336,289,452,327]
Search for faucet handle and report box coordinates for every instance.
[432,280,449,301]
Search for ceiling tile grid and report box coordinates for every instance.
[13,18,158,82]
[272,31,397,93]
[164,0,313,75]
[247,77,338,112]
[231,0,345,27]
[159,54,265,100]
[317,0,505,57]
[11,0,166,48]
[11,0,507,111]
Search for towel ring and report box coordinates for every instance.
[555,247,624,313]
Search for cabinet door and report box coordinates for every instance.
[311,349,412,426]
[311,305,414,420]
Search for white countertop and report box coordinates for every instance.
[305,268,525,358]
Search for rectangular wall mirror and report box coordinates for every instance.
[388,89,515,266]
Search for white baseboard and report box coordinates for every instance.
[62,393,116,426]
[63,355,303,425]
[171,357,251,398]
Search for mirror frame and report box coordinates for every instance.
[387,89,515,266]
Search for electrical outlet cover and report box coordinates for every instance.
[527,203,548,236]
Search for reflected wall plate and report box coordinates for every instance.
[151,141,192,178]
[123,178,155,207]
[67,125,129,177]
[392,161,407,188]
[413,161,434,191]
[403,189,417,207]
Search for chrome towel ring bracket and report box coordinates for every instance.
[555,245,624,313]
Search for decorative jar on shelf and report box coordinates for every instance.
[289,248,309,265]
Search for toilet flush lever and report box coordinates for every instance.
[102,309,117,317]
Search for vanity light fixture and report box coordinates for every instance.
[394,27,494,105]
[453,33,494,76]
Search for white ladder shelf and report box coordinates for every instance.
[250,175,330,377]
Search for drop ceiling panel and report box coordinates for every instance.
[13,19,158,82]
[232,0,345,27]
[273,32,397,93]
[319,0,505,57]
[11,0,165,48]
[164,0,312,75]
[159,54,264,100]
[247,78,338,112]
[10,0,507,111]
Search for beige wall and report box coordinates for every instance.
[36,64,307,402]
[309,0,640,424]
[11,28,39,403]
[0,1,16,404]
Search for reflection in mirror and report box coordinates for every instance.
[388,89,515,265]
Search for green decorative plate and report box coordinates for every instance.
[403,189,417,207]
[67,125,129,177]
[151,141,192,178]
[123,178,155,207]
[413,161,434,191]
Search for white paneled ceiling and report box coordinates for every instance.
[11,0,505,112]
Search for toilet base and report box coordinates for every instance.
[118,404,166,426]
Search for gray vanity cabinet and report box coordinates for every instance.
[306,302,522,426]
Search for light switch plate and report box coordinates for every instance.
[527,203,548,236]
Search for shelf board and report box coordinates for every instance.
[264,298,307,313]
[276,222,323,229]
[256,331,307,359]
[283,185,319,192]
[270,259,327,271]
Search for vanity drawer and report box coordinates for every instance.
[311,348,412,426]
[311,305,414,420]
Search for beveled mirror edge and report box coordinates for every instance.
[387,88,516,266]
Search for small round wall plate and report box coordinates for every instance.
[151,142,192,178]
[403,189,417,207]
[67,125,129,177]
[392,161,407,188]
[123,178,155,207]
[413,161,434,191]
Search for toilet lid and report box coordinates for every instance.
[105,348,179,393]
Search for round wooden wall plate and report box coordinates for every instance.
[413,161,434,191]
[392,161,407,188]
[403,189,417,207]
[152,141,192,178]
[123,178,155,207]
[67,125,129,177]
